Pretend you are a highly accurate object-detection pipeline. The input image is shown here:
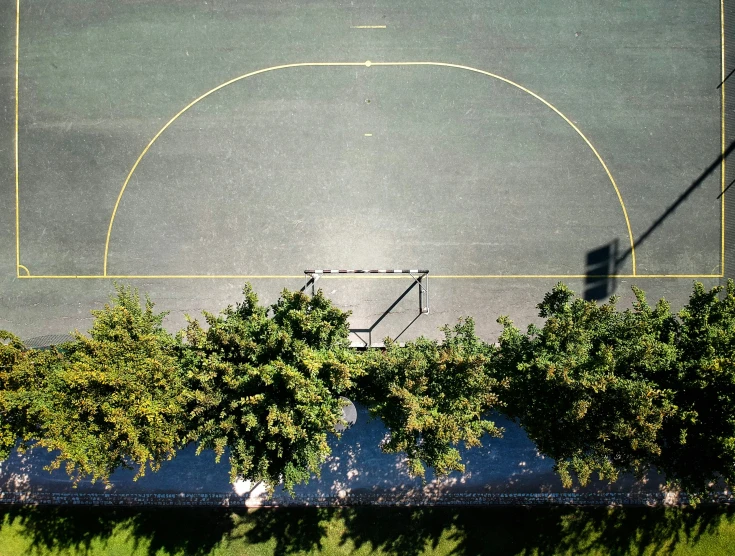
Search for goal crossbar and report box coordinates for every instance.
[305,269,429,274]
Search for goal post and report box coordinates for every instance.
[303,269,430,315]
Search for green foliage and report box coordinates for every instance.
[494,283,677,488]
[0,332,29,459]
[30,285,186,484]
[180,285,358,495]
[654,280,735,494]
[0,332,49,460]
[355,318,503,479]
[4,279,735,498]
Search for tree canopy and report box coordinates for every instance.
[0,332,50,460]
[29,285,187,484]
[356,318,504,479]
[3,280,735,498]
[493,283,677,487]
[180,286,358,495]
[654,279,735,494]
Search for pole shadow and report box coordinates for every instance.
[613,141,735,272]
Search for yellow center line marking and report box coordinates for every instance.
[351,25,386,29]
[103,61,637,278]
[364,133,373,136]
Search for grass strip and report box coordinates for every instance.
[0,505,733,555]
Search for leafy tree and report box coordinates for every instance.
[493,283,677,488]
[355,318,504,479]
[0,332,50,459]
[654,280,735,494]
[180,285,358,495]
[30,285,186,484]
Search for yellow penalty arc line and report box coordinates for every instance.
[103,61,637,277]
[104,62,364,277]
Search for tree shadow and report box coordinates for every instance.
[338,505,735,556]
[337,507,454,555]
[0,506,240,556]
[242,507,330,556]
[1,504,733,556]
[553,505,735,556]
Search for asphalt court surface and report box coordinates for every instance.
[1,0,732,340]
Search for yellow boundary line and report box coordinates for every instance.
[102,60,637,277]
[15,0,20,278]
[722,0,727,274]
[17,274,722,280]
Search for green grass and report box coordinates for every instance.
[0,505,734,555]
[0,506,735,556]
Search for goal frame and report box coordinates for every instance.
[304,269,430,316]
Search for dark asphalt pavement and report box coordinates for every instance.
[0,0,732,500]
[0,0,731,353]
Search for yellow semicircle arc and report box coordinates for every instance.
[103,61,637,276]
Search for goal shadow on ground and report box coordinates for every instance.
[347,280,425,348]
[300,278,425,347]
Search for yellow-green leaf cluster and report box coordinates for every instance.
[494,283,677,488]
[28,285,187,485]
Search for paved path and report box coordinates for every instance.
[2,407,716,507]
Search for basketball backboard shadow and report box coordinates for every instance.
[584,240,619,301]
